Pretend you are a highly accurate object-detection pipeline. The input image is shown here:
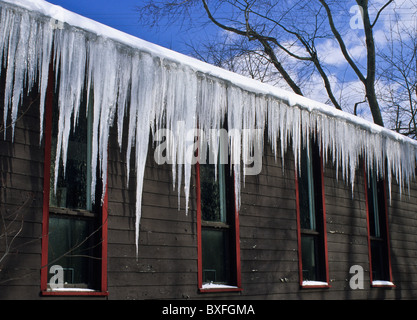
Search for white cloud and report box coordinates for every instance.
[317,39,346,66]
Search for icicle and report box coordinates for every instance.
[3,9,25,140]
[38,19,53,144]
[52,26,87,194]
[133,52,159,256]
[182,67,198,214]
[2,0,417,260]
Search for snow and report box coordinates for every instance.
[2,0,417,256]
[302,281,329,287]
[372,280,395,286]
[48,287,96,292]
[201,283,239,290]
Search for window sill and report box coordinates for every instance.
[301,281,330,288]
[42,288,108,296]
[199,283,243,293]
[371,280,395,288]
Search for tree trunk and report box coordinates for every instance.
[359,0,384,126]
[366,82,384,126]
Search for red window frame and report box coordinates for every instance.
[40,63,108,296]
[196,161,242,293]
[295,142,330,288]
[363,167,395,288]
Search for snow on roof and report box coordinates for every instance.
[1,0,417,255]
[4,0,415,146]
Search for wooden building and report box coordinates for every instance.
[1,0,417,300]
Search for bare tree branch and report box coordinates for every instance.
[0,191,34,265]
[137,0,413,129]
[371,0,394,28]
[201,0,304,96]
[318,0,366,84]
[0,94,40,135]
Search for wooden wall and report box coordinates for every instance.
[0,88,44,299]
[1,89,417,299]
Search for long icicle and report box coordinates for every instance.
[1,1,417,257]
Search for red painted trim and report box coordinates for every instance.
[199,288,243,293]
[295,148,330,288]
[371,284,396,288]
[100,183,109,293]
[320,154,330,286]
[301,285,330,289]
[381,180,395,286]
[234,186,242,289]
[363,162,395,287]
[195,161,242,293]
[294,170,304,287]
[196,161,203,290]
[40,60,54,292]
[41,291,109,297]
[41,291,109,296]
[40,64,108,296]
[363,167,374,284]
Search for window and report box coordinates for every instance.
[365,171,394,287]
[41,73,107,296]
[296,139,329,287]
[196,134,241,292]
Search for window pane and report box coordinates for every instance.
[367,174,380,237]
[299,145,316,230]
[49,99,92,211]
[301,235,320,281]
[48,215,98,287]
[200,163,227,223]
[367,173,390,282]
[371,240,389,281]
[202,228,230,284]
[50,142,88,210]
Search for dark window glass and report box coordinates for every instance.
[371,240,389,281]
[199,141,236,286]
[47,215,100,288]
[49,99,92,211]
[47,92,101,290]
[298,140,326,283]
[301,235,320,281]
[367,173,390,281]
[202,229,230,284]
[200,162,226,223]
[299,144,316,231]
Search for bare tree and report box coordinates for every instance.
[187,34,280,84]
[377,17,417,138]
[137,0,400,127]
[0,196,106,286]
[0,94,40,136]
[0,189,34,266]
[320,0,393,125]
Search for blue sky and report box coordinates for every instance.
[45,0,194,52]
[44,0,416,125]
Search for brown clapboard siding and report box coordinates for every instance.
[0,89,44,299]
[2,82,417,299]
[105,125,198,299]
